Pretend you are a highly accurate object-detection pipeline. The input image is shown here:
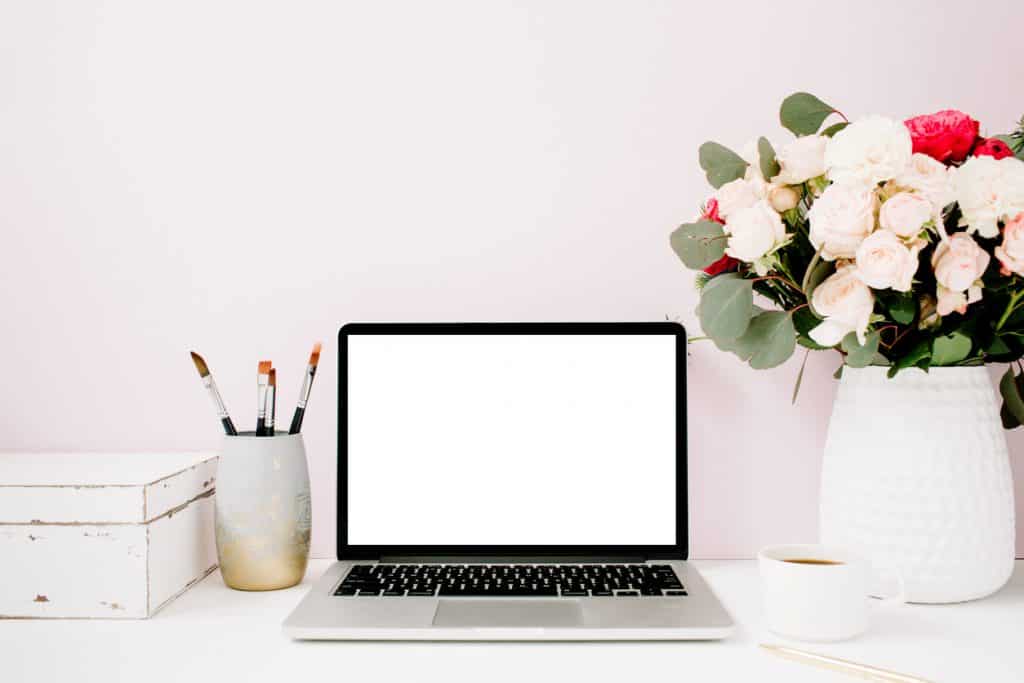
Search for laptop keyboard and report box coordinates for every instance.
[333,564,687,597]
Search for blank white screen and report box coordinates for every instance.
[346,334,677,545]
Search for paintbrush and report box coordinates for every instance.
[760,644,932,682]
[289,342,322,434]
[256,360,272,436]
[190,352,238,435]
[266,367,277,436]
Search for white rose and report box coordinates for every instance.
[952,156,1024,238]
[825,116,913,187]
[768,185,800,212]
[723,200,787,262]
[879,192,932,238]
[774,135,828,185]
[714,177,766,219]
[854,229,920,292]
[931,233,990,316]
[936,285,982,317]
[995,212,1024,277]
[893,153,952,215]
[809,263,875,346]
[807,183,877,261]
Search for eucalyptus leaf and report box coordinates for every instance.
[931,331,972,366]
[670,220,727,270]
[739,310,797,369]
[780,92,837,136]
[1001,402,1020,429]
[791,349,810,405]
[758,137,780,180]
[821,122,848,137]
[698,141,749,189]
[888,339,931,378]
[841,331,880,369]
[885,292,916,325]
[999,368,1024,427]
[697,274,754,341]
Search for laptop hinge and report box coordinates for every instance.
[378,555,648,564]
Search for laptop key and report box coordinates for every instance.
[665,590,688,596]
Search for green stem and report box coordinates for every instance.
[996,290,1024,331]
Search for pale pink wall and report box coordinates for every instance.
[2,1,1023,558]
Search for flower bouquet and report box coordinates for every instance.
[673,94,1024,602]
[671,93,1024,421]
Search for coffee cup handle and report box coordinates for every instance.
[871,567,906,607]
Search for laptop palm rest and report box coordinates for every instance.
[432,600,583,628]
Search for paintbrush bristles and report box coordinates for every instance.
[309,342,322,367]
[190,351,210,377]
[269,368,276,386]
[258,360,272,375]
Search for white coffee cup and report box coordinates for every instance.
[758,544,903,642]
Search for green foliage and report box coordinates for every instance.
[841,331,880,368]
[697,274,754,341]
[821,122,848,137]
[698,142,749,188]
[780,92,838,136]
[741,311,797,369]
[884,292,917,326]
[670,220,726,269]
[887,339,931,377]
[999,368,1024,429]
[791,350,810,405]
[758,137,780,180]
[931,331,972,366]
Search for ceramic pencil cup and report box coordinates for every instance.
[215,432,312,591]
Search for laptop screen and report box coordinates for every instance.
[344,330,679,547]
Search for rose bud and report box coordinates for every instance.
[768,185,800,212]
[973,137,1014,160]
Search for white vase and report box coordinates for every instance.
[820,366,1015,603]
[215,432,312,591]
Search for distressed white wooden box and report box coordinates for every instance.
[0,452,218,619]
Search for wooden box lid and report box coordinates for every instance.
[0,452,217,525]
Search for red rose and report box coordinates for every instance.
[904,110,980,163]
[973,137,1014,160]
[703,254,739,276]
[702,198,725,225]
[699,199,738,275]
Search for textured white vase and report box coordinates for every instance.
[820,366,1015,603]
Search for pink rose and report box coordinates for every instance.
[995,213,1024,277]
[904,110,980,164]
[973,137,1014,160]
[931,233,990,315]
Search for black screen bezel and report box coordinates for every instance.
[336,321,688,561]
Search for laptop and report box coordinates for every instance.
[283,322,734,640]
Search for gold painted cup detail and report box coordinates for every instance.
[215,432,312,591]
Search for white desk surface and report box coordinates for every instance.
[2,559,1021,682]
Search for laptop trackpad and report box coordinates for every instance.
[433,600,583,628]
